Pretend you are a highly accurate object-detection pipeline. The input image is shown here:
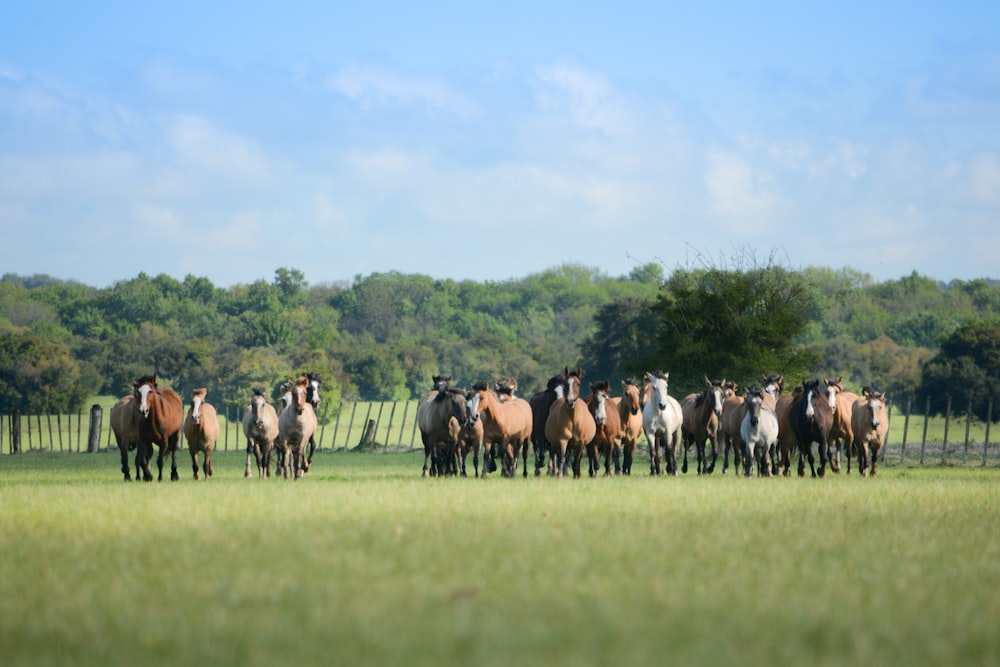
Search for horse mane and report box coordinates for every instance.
[252,387,267,398]
[590,380,610,393]
[471,381,490,392]
[133,374,157,388]
[305,371,321,383]
[622,377,639,388]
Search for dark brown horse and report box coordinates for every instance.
[529,373,568,476]
[584,380,622,476]
[132,374,184,482]
[788,379,834,477]
[182,388,219,480]
[110,394,140,481]
[680,377,726,474]
[417,384,470,477]
[544,368,596,478]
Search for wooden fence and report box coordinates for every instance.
[3,397,1000,466]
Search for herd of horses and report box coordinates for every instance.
[417,370,890,480]
[109,372,323,481]
[108,367,889,482]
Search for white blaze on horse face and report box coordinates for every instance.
[253,395,266,425]
[593,392,608,424]
[712,387,724,414]
[310,380,321,407]
[870,399,884,428]
[467,393,481,421]
[566,376,578,406]
[805,390,815,418]
[826,385,838,413]
[191,396,203,423]
[137,383,152,416]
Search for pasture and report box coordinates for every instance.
[0,452,997,667]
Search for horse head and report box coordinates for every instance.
[862,387,886,429]
[132,374,157,418]
[432,375,452,393]
[291,377,310,415]
[564,367,583,407]
[250,387,268,427]
[824,377,844,413]
[467,381,490,424]
[706,377,725,415]
[305,371,322,410]
[189,388,207,424]
[745,383,764,427]
[621,378,641,415]
[762,374,784,399]
[589,381,610,425]
[645,371,670,410]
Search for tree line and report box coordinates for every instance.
[2,256,1000,421]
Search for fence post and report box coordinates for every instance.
[330,400,344,452]
[375,402,387,452]
[87,404,103,453]
[963,397,973,465]
[396,402,410,452]
[983,399,993,467]
[385,402,398,452]
[900,397,911,465]
[345,402,359,453]
[318,402,329,451]
[941,395,952,465]
[11,409,20,454]
[920,396,930,464]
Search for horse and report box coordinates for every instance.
[824,378,859,474]
[277,376,318,479]
[616,378,644,475]
[469,380,533,478]
[131,374,184,482]
[851,388,889,477]
[417,385,470,477]
[584,380,622,476]
[774,385,802,477]
[110,394,141,481]
[303,371,322,472]
[642,371,683,476]
[544,368,596,478]
[719,381,746,474]
[788,379,834,477]
[182,388,219,480]
[680,377,725,474]
[740,384,779,477]
[529,373,568,476]
[495,378,518,402]
[243,387,280,478]
[271,381,295,477]
[456,408,483,477]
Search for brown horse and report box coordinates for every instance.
[182,388,219,480]
[584,380,622,476]
[824,378,858,473]
[529,373,569,475]
[417,385,470,477]
[544,368,597,478]
[456,408,483,477]
[851,388,889,477]
[243,387,280,478]
[278,376,317,479]
[788,379,834,477]
[719,381,745,474]
[681,377,726,474]
[132,374,184,482]
[469,380,533,478]
[110,394,141,481]
[616,378,644,475]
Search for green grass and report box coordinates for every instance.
[0,451,998,666]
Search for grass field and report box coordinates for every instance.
[0,451,997,667]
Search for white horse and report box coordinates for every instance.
[740,385,779,477]
[642,372,683,476]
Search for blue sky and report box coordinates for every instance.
[2,2,999,288]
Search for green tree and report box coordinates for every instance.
[0,326,94,413]
[918,319,1000,420]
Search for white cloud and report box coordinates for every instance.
[534,63,629,135]
[167,115,271,182]
[704,150,778,222]
[328,65,476,117]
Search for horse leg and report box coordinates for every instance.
[190,448,200,480]
[204,447,213,478]
[169,436,180,481]
[870,443,879,477]
[681,434,689,474]
[817,438,828,478]
[306,435,317,471]
[118,444,132,482]
[245,439,254,478]
[707,435,718,474]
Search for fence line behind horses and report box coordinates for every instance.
[4,396,1000,467]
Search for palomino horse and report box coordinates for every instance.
[110,394,141,481]
[788,379,834,477]
[469,380,533,478]
[417,385,470,477]
[681,377,726,474]
[740,384,779,477]
[529,373,568,476]
[544,368,596,478]
[132,374,184,482]
[182,388,219,480]
[719,381,745,474]
[850,388,889,477]
[277,376,318,479]
[616,378,644,475]
[642,372,683,476]
[824,378,858,473]
[243,387,280,478]
[584,380,622,476]
[303,371,323,472]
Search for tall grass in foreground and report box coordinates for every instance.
[0,452,997,667]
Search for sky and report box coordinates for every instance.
[2,1,999,288]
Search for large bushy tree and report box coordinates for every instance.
[918,319,1000,420]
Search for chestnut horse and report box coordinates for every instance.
[584,380,622,476]
[469,380,533,478]
[681,377,726,474]
[132,374,184,482]
[851,388,889,477]
[243,387,280,478]
[824,378,858,474]
[182,388,219,480]
[278,376,317,479]
[788,379,834,477]
[642,372,683,476]
[110,394,141,481]
[616,378,644,475]
[544,368,596,478]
